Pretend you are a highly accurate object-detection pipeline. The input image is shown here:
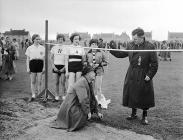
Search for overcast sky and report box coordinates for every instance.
[0,0,183,40]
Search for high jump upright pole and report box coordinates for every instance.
[37,20,55,101]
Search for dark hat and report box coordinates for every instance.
[109,40,117,49]
[132,28,145,37]
[99,38,103,42]
[81,65,95,76]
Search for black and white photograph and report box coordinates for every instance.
[0,0,183,139]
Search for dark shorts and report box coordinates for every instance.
[52,65,65,76]
[68,61,83,73]
[29,59,43,73]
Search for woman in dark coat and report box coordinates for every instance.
[110,28,158,125]
[50,66,103,131]
[0,37,15,80]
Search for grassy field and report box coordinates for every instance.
[0,49,183,140]
[101,52,183,140]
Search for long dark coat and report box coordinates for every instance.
[110,41,158,109]
[0,43,15,79]
[50,76,98,131]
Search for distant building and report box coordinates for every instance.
[168,32,183,41]
[75,32,91,41]
[101,33,114,42]
[3,29,31,42]
[92,32,130,43]
[92,33,113,42]
[120,32,130,42]
[144,32,152,41]
[113,34,121,42]
[92,34,100,39]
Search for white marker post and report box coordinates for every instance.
[37,20,55,101]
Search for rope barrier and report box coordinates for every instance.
[45,42,183,52]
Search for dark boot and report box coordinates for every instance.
[126,108,137,120]
[141,110,149,125]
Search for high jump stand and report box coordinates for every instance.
[37,20,55,102]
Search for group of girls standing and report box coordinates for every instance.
[25,33,110,108]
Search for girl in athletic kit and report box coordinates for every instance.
[25,34,45,102]
[86,39,111,109]
[65,33,86,92]
[50,34,67,101]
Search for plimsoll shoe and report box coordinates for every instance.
[141,117,149,125]
[126,115,137,120]
[53,96,59,102]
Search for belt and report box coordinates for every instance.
[69,59,82,62]
[30,59,43,61]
